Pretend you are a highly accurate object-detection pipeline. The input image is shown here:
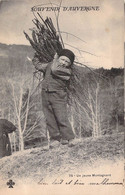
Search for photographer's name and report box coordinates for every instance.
[31,6,100,12]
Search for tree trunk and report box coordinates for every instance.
[18,119,24,151]
[95,83,101,137]
[19,132,24,151]
[13,132,16,152]
[70,106,76,136]
[95,84,98,137]
[79,109,82,138]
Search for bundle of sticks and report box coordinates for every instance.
[24,13,82,104]
[24,13,63,64]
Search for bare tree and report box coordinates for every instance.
[8,76,42,151]
[69,70,103,138]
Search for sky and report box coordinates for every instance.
[0,0,124,69]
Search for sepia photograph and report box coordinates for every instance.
[0,0,124,194]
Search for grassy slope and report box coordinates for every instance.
[0,133,124,187]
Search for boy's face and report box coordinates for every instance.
[58,56,71,67]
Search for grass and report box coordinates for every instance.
[0,132,124,188]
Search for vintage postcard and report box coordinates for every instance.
[0,0,124,194]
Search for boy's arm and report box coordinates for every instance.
[32,56,48,73]
[51,57,71,80]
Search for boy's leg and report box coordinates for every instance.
[50,91,75,141]
[42,90,61,141]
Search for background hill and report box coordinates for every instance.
[0,43,34,76]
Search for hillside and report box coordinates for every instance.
[0,43,33,57]
[0,133,124,189]
[0,43,34,75]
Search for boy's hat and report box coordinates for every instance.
[58,49,75,64]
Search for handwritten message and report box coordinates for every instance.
[38,173,124,186]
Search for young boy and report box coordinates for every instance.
[33,49,79,148]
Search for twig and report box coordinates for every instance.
[74,61,110,84]
[64,42,97,56]
[58,31,86,43]
[48,0,58,21]
[55,0,65,48]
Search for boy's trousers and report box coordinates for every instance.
[42,89,75,141]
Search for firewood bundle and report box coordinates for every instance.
[24,14,82,104]
[24,14,63,64]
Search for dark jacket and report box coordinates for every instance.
[32,57,71,91]
[0,119,16,158]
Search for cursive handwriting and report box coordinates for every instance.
[38,178,84,185]
[89,178,123,186]
[38,178,48,185]
[52,179,64,185]
[38,177,123,186]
